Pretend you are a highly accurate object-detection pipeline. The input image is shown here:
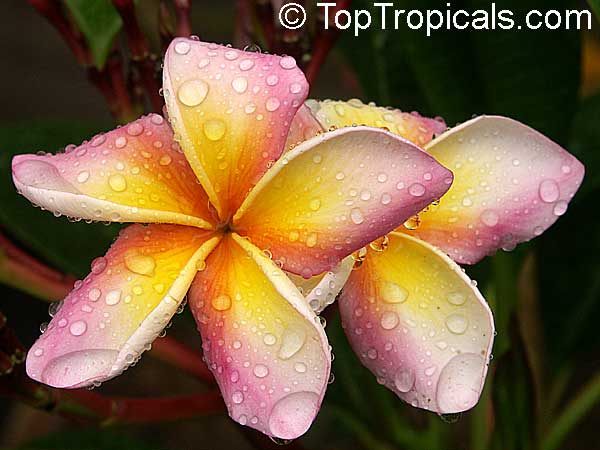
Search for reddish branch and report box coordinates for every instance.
[172,0,193,37]
[151,335,215,384]
[112,0,163,112]
[0,311,223,424]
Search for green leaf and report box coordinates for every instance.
[18,428,160,450]
[588,0,600,20]
[63,0,123,69]
[569,92,600,195]
[0,121,121,278]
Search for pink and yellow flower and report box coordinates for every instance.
[287,99,584,413]
[12,39,457,439]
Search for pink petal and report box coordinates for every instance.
[339,232,494,413]
[305,99,447,146]
[403,116,585,263]
[285,103,323,150]
[233,126,453,278]
[188,233,330,439]
[163,38,309,220]
[12,114,214,228]
[26,224,220,388]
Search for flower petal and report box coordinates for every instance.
[26,224,220,388]
[233,126,453,278]
[188,233,330,439]
[12,114,214,228]
[305,99,447,146]
[403,116,585,264]
[285,103,323,150]
[339,232,494,414]
[163,38,309,220]
[287,257,354,314]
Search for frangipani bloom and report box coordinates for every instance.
[12,39,457,439]
[286,99,584,413]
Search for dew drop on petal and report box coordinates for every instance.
[203,119,227,141]
[539,179,560,203]
[278,327,306,360]
[69,320,87,336]
[382,282,409,304]
[394,368,415,393]
[178,79,209,107]
[445,314,468,334]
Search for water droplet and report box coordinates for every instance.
[539,179,560,203]
[553,201,568,216]
[253,364,269,378]
[278,327,306,360]
[481,209,499,227]
[69,320,87,336]
[174,41,190,55]
[436,353,485,413]
[88,288,101,302]
[309,198,321,211]
[108,174,127,192]
[239,59,254,71]
[289,83,303,94]
[263,333,277,346]
[408,183,426,197]
[105,289,122,305]
[178,79,209,107]
[203,119,226,141]
[382,282,409,304]
[212,294,232,311]
[77,171,90,183]
[33,348,44,357]
[268,392,318,439]
[394,368,415,393]
[127,123,144,136]
[445,314,468,334]
[266,97,281,112]
[447,292,466,306]
[294,362,307,373]
[125,254,156,277]
[115,136,127,148]
[279,56,297,69]
[350,208,364,224]
[159,155,172,166]
[232,77,248,93]
[232,390,244,404]
[266,75,279,86]
[91,257,107,274]
[380,311,399,330]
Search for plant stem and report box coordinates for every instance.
[1,310,223,424]
[542,371,600,450]
[172,0,192,37]
[150,336,214,384]
[112,0,163,112]
[0,231,75,301]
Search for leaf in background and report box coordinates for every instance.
[588,0,600,20]
[466,0,581,143]
[63,0,123,69]
[18,429,159,450]
[0,121,121,278]
[569,92,600,195]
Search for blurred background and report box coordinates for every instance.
[1,1,599,449]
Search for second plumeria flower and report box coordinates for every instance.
[13,39,454,439]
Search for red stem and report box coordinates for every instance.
[172,0,193,37]
[112,0,163,112]
[1,310,223,424]
[151,336,215,384]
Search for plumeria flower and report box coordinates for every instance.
[286,99,584,414]
[12,39,456,439]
